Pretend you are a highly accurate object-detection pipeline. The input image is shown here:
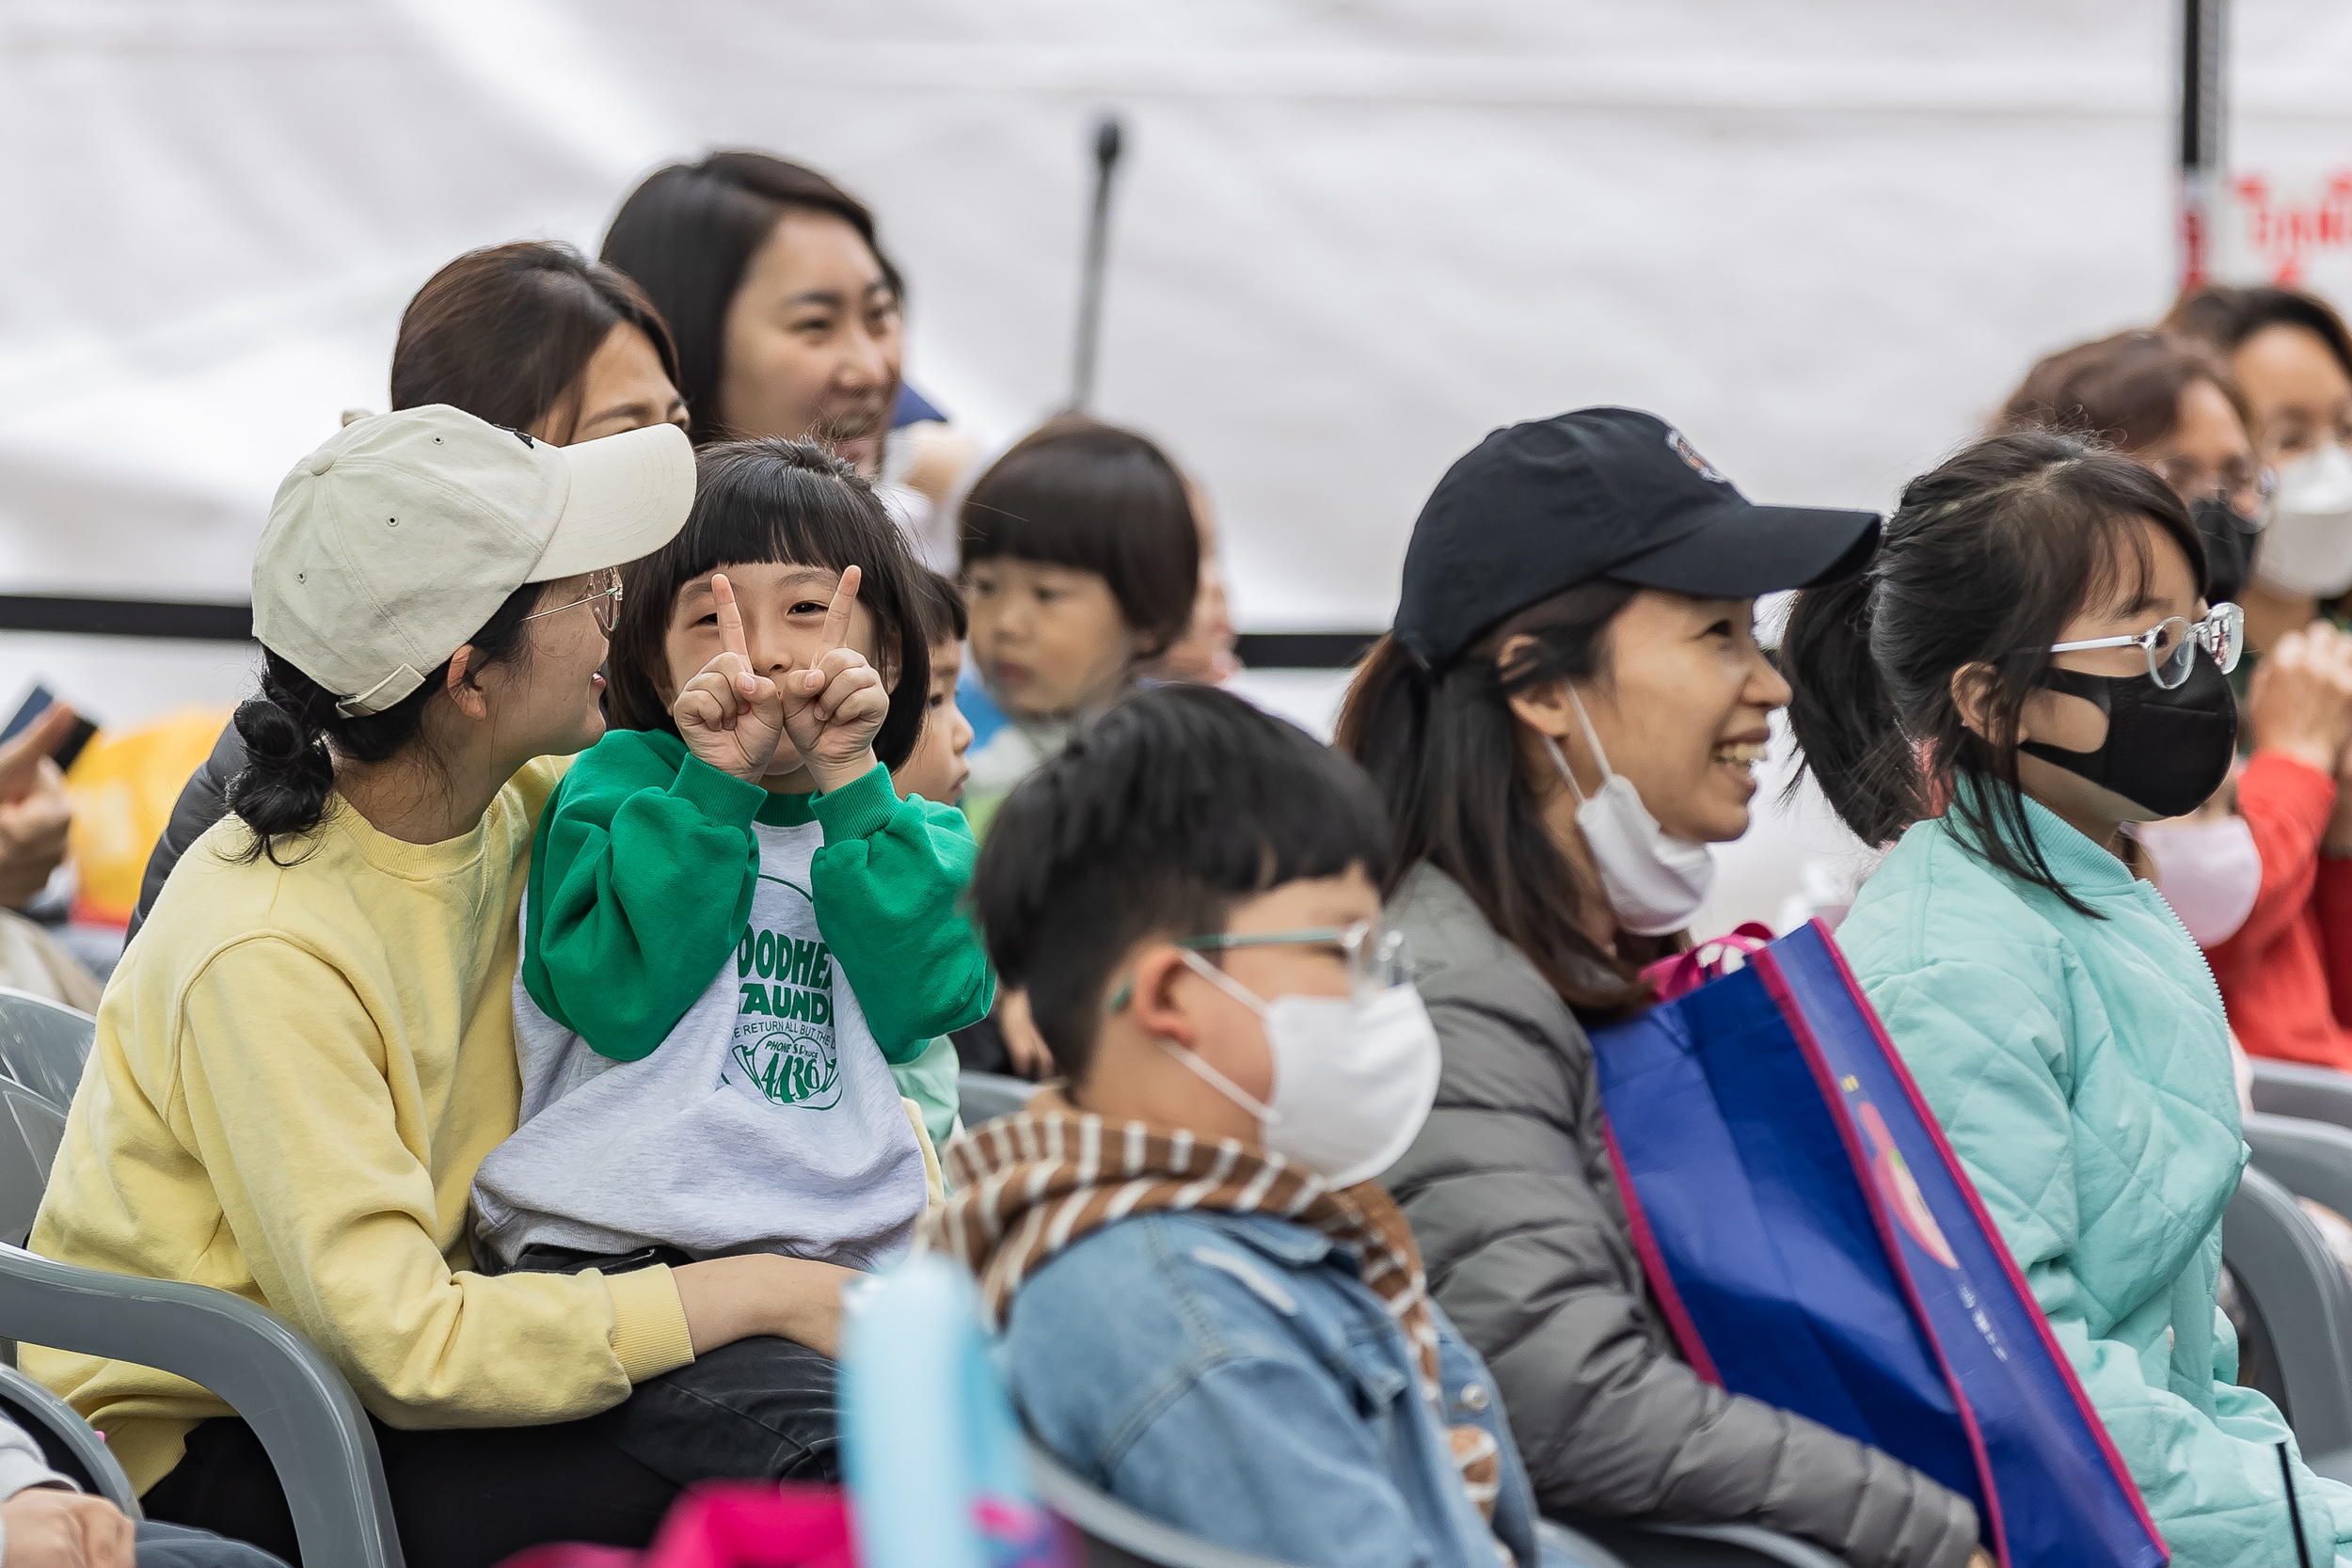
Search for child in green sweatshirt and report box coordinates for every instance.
[472,439,993,1272]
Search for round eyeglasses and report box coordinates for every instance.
[523,567,625,634]
[2046,600,2243,690]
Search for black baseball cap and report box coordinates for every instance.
[1392,407,1882,669]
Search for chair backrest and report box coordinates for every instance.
[1023,1439,1308,1568]
[2249,1061,2352,1134]
[2245,1111,2352,1226]
[959,1070,1041,1128]
[0,1080,65,1247]
[2222,1163,2352,1482]
[0,989,93,1114]
[0,1359,138,1513]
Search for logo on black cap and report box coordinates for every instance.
[1665,429,1728,485]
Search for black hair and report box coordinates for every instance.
[604,437,930,770]
[601,151,900,445]
[2165,282,2352,384]
[959,415,1200,657]
[1336,586,1659,1017]
[909,565,969,650]
[975,685,1390,1084]
[226,584,541,865]
[391,241,681,442]
[1783,428,2205,915]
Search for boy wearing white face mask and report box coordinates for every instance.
[925,686,1565,1568]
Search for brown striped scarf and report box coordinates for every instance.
[923,1090,1504,1533]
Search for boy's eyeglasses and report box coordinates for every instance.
[524,567,625,634]
[1107,919,1412,1011]
[2045,601,2243,690]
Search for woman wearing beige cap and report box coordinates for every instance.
[27,408,847,1566]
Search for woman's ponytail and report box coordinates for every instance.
[1333,634,1433,894]
[1782,570,1917,847]
[226,581,542,865]
[224,651,341,864]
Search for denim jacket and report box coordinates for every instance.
[1000,1206,1553,1568]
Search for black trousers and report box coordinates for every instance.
[141,1331,840,1568]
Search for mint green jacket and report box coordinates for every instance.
[1838,789,2352,1567]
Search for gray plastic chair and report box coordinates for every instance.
[1025,1438,1640,1568]
[0,988,404,1566]
[2246,1110,2352,1223]
[0,986,96,1110]
[2222,1162,2352,1484]
[0,1358,137,1513]
[2251,1061,2352,1134]
[960,1069,1041,1127]
[1562,1517,1848,1567]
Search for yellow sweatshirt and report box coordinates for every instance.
[25,757,695,1494]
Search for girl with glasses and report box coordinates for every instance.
[1786,428,2351,1565]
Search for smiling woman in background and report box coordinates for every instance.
[126,241,691,942]
[599,152,967,571]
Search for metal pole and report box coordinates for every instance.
[2179,0,2229,293]
[1071,115,1125,412]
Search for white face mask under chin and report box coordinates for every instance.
[2134,816,2263,947]
[1543,692,1716,937]
[1159,953,1440,1189]
[2258,442,2352,598]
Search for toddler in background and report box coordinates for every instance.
[472,438,992,1275]
[958,416,1200,832]
[888,566,977,1148]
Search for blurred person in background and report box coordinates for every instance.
[889,567,979,1148]
[2167,284,2352,654]
[951,416,1200,1080]
[0,706,100,1010]
[1145,473,1242,685]
[601,151,971,572]
[126,241,691,944]
[958,415,1200,831]
[1995,327,2270,605]
[1997,326,2352,1070]
[1338,411,1983,1568]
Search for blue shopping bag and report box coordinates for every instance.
[1589,920,2166,1568]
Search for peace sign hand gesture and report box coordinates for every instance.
[672,573,791,784]
[780,566,890,795]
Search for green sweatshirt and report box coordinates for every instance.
[520,728,992,1066]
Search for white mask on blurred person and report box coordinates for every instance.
[1544,692,1716,937]
[2137,816,2263,947]
[2257,443,2352,598]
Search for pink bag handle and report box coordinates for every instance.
[1642,923,1775,1004]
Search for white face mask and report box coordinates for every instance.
[2135,816,2263,947]
[1163,953,1440,1189]
[1543,691,1716,936]
[2256,442,2352,598]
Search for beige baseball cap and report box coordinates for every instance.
[253,404,695,716]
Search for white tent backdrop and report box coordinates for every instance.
[8,0,2352,927]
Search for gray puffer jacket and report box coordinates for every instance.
[1383,863,1979,1568]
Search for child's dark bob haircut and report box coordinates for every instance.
[959,416,1201,657]
[909,566,969,651]
[973,685,1390,1083]
[607,437,931,771]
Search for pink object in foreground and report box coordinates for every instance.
[496,1483,856,1568]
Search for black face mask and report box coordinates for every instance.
[2190,496,2261,607]
[2017,647,2239,819]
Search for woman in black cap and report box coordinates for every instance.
[1336,408,1984,1568]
